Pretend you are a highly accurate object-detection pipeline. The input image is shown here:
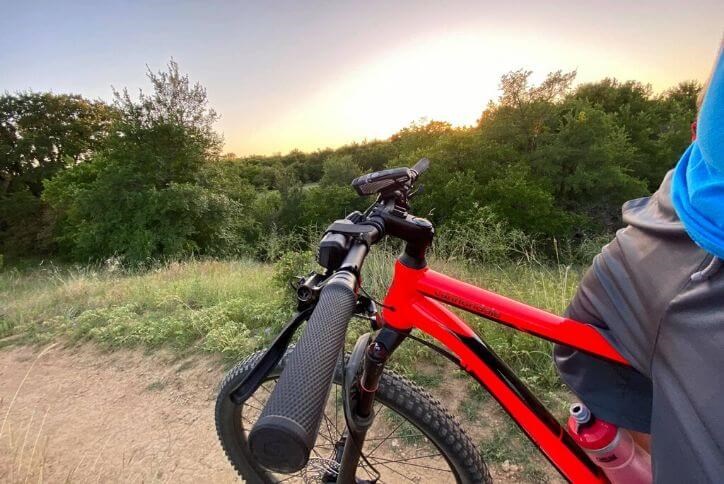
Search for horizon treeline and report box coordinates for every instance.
[0,61,700,266]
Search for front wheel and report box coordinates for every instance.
[215,346,490,483]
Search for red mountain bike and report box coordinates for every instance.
[215,158,629,483]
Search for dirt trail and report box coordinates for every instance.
[0,344,236,483]
[0,345,556,483]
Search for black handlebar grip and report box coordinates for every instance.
[248,271,358,473]
[411,157,430,177]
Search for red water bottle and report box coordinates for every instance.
[567,403,652,484]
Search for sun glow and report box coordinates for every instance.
[239,27,689,155]
[249,31,524,153]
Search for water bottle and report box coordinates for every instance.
[567,403,652,484]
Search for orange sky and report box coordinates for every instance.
[3,1,723,156]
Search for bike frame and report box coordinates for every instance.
[380,259,629,483]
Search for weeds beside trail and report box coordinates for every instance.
[1,253,582,391]
[0,259,290,361]
[1,254,580,482]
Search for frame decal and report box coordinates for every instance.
[431,289,501,320]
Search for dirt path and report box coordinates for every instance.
[0,344,559,483]
[0,344,236,483]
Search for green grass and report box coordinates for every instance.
[0,258,290,360]
[458,381,490,421]
[1,250,582,390]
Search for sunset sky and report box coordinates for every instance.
[2,1,722,156]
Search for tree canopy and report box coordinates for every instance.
[0,92,116,254]
[0,63,700,264]
[43,61,241,263]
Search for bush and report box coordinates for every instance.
[273,250,318,290]
[320,154,362,187]
[44,61,240,265]
[10,66,698,264]
[0,190,55,256]
[432,205,532,265]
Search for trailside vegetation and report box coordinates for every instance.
[0,63,699,265]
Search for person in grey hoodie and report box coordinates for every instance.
[555,40,724,483]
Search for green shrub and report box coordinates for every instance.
[0,316,12,339]
[433,205,532,265]
[273,250,318,290]
[320,154,363,187]
[7,66,697,264]
[43,61,241,265]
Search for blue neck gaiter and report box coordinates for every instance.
[671,48,724,259]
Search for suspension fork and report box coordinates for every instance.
[336,326,408,483]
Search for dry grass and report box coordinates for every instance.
[1,253,582,390]
[0,344,55,483]
[0,259,289,361]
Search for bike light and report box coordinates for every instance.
[351,167,412,196]
[317,232,350,269]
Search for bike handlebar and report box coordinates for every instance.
[248,270,359,473]
[247,160,431,474]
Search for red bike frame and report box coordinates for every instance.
[380,259,629,483]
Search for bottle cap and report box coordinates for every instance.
[570,403,591,424]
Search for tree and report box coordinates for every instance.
[532,100,648,229]
[573,78,653,114]
[390,120,453,154]
[479,70,577,152]
[571,78,698,190]
[110,59,222,185]
[44,61,238,263]
[320,154,362,187]
[334,141,397,172]
[9,64,700,262]
[650,81,700,185]
[0,92,115,255]
[0,92,115,197]
[299,185,364,228]
[482,163,572,236]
